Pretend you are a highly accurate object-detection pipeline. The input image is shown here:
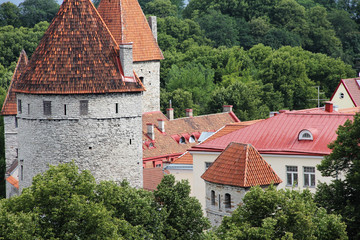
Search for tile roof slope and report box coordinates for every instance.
[342,78,360,106]
[143,167,169,191]
[142,111,239,159]
[98,0,164,62]
[1,50,28,115]
[201,142,282,187]
[13,0,145,94]
[192,111,355,156]
[172,120,264,165]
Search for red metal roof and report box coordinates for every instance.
[201,143,282,187]
[192,110,354,156]
[98,0,164,62]
[1,50,28,115]
[13,0,145,95]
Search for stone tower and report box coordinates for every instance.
[1,50,28,198]
[98,0,164,113]
[11,0,145,191]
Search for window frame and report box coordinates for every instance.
[80,100,88,115]
[303,166,316,187]
[43,101,52,116]
[286,165,298,187]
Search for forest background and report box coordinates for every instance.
[0,0,359,196]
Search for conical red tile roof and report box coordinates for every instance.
[98,0,164,62]
[201,142,282,187]
[1,50,28,115]
[13,0,145,95]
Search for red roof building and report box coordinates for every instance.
[330,77,360,109]
[97,0,164,62]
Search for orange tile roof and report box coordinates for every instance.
[201,142,282,188]
[1,50,28,115]
[13,0,145,95]
[98,0,164,62]
[6,175,19,189]
[143,168,169,191]
[172,120,263,165]
[142,111,240,160]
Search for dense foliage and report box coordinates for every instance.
[0,162,209,239]
[215,185,348,240]
[316,113,360,239]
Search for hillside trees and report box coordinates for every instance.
[18,0,59,27]
[216,185,348,240]
[316,113,360,239]
[0,162,209,239]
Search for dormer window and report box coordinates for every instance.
[299,130,313,141]
[189,135,196,143]
[179,137,186,144]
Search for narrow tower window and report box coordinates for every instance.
[80,100,88,115]
[218,194,221,209]
[43,101,52,115]
[116,103,119,113]
[27,104,30,115]
[64,104,67,115]
[225,193,231,209]
[211,190,215,206]
[18,99,22,114]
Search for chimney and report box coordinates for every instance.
[147,16,158,42]
[223,105,233,112]
[157,119,165,132]
[119,43,133,77]
[147,123,155,140]
[324,101,333,113]
[186,109,193,117]
[279,110,287,113]
[167,108,174,120]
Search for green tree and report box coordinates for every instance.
[19,0,59,27]
[144,0,177,18]
[161,88,196,118]
[217,185,348,240]
[0,2,21,27]
[0,21,49,68]
[154,175,210,240]
[316,113,360,239]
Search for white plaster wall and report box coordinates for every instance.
[167,168,194,196]
[17,92,143,191]
[192,152,334,211]
[331,83,355,109]
[134,61,160,113]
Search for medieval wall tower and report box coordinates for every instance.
[10,0,145,191]
[98,0,164,113]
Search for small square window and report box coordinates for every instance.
[43,101,51,116]
[80,100,88,115]
[205,162,212,169]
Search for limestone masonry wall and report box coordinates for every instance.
[134,61,160,113]
[17,92,143,191]
[4,116,18,170]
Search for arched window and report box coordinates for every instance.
[225,193,231,209]
[179,137,186,144]
[298,129,313,141]
[189,135,196,143]
[211,190,215,206]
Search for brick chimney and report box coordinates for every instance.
[186,109,193,117]
[167,108,174,120]
[147,16,158,42]
[223,105,233,112]
[147,123,155,140]
[119,43,133,77]
[157,119,165,132]
[324,101,333,113]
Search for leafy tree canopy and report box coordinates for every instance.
[316,113,360,239]
[19,0,59,27]
[217,185,348,240]
[0,2,21,28]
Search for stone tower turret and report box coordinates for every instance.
[12,0,145,192]
[98,0,164,113]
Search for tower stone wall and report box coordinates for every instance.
[17,92,143,191]
[134,61,160,112]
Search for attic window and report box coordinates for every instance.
[149,142,154,148]
[189,135,196,143]
[339,92,344,99]
[179,137,186,144]
[298,130,313,141]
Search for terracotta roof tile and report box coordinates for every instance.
[143,167,168,191]
[13,0,145,95]
[6,175,19,189]
[201,142,282,187]
[1,50,28,115]
[142,111,240,160]
[98,0,163,62]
